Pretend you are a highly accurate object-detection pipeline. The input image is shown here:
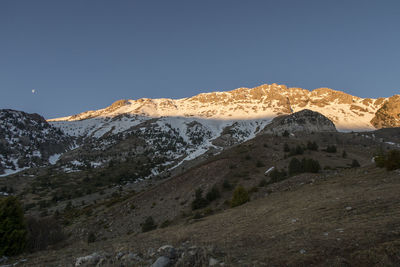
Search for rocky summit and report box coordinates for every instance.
[261,109,337,135]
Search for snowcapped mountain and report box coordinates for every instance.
[49,83,399,136]
[2,83,398,177]
[41,83,398,177]
[0,109,73,176]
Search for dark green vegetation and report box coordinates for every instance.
[230,186,250,207]
[326,145,337,153]
[206,186,220,202]
[0,197,27,256]
[191,188,209,210]
[191,186,221,210]
[288,158,321,175]
[283,141,318,157]
[87,232,96,243]
[375,149,400,171]
[269,168,287,183]
[351,159,360,168]
[25,216,65,252]
[0,196,65,257]
[141,216,157,233]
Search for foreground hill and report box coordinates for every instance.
[12,129,400,266]
[1,127,399,265]
[61,128,397,240]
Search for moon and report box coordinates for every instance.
[32,89,36,94]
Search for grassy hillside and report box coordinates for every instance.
[1,128,400,266]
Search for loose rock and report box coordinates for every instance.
[151,256,170,267]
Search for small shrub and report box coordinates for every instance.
[307,141,319,151]
[231,186,250,208]
[303,158,321,173]
[374,149,386,168]
[204,207,213,216]
[374,149,400,170]
[289,158,303,175]
[193,212,202,219]
[87,232,96,243]
[351,159,360,168]
[269,168,287,183]
[385,150,400,171]
[289,158,320,175]
[39,210,48,217]
[222,180,233,190]
[283,143,290,152]
[141,216,157,232]
[256,160,266,168]
[160,220,171,228]
[111,192,120,198]
[206,186,220,202]
[249,186,258,193]
[326,145,337,153]
[289,145,304,156]
[258,179,268,187]
[191,188,209,210]
[282,130,290,137]
[296,145,305,155]
[64,201,73,211]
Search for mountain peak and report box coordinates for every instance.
[49,83,398,132]
[262,109,337,135]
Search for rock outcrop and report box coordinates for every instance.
[261,109,337,135]
[370,95,400,128]
[72,243,224,267]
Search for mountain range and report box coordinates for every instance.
[49,83,400,132]
[1,83,399,177]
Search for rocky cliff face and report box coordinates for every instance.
[370,95,400,128]
[261,109,337,135]
[0,109,72,176]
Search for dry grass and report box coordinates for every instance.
[20,166,400,266]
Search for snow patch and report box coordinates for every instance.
[49,154,62,165]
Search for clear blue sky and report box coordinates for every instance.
[1,0,399,118]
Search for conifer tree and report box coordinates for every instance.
[0,197,27,256]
